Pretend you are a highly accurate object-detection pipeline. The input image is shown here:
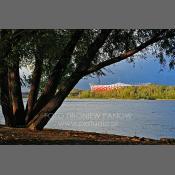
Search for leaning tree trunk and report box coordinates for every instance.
[27,73,82,130]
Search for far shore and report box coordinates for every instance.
[22,95,175,101]
[68,85,175,100]
[66,97,175,101]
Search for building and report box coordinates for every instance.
[90,83,150,91]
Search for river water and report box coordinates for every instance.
[1,99,175,139]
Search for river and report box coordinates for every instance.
[1,99,175,139]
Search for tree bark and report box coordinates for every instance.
[27,72,82,130]
[8,59,25,126]
[0,66,15,126]
[25,50,43,123]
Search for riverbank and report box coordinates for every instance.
[69,85,175,100]
[0,125,175,144]
[68,97,175,101]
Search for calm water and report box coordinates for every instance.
[1,99,175,139]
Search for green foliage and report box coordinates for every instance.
[69,84,175,100]
[68,88,82,97]
[1,29,175,93]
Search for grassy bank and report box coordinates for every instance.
[68,84,175,100]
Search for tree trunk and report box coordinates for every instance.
[0,30,37,127]
[0,66,15,126]
[0,30,16,126]
[25,50,43,123]
[8,59,25,126]
[27,73,82,130]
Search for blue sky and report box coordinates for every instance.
[76,56,175,90]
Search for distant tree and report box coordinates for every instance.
[0,29,175,130]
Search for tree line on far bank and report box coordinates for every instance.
[69,84,175,100]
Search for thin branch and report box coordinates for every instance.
[85,30,174,75]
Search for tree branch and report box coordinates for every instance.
[85,30,174,75]
[78,29,113,72]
